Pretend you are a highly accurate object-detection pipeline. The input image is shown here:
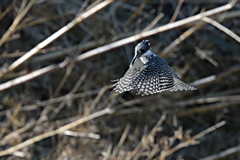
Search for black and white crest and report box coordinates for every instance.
[113,40,196,96]
[136,40,150,55]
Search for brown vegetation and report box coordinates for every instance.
[0,0,240,159]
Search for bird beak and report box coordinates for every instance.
[130,53,140,67]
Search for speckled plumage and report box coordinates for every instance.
[113,40,196,96]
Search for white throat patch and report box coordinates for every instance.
[140,57,149,64]
[139,50,153,64]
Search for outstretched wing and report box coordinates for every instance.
[113,56,196,96]
[131,57,196,95]
[113,68,135,94]
[113,58,146,94]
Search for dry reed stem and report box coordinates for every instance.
[111,124,131,158]
[0,107,114,157]
[90,85,111,110]
[0,0,36,46]
[200,144,240,160]
[160,23,205,58]
[159,121,226,160]
[0,121,36,145]
[143,13,164,31]
[130,113,167,158]
[1,1,239,159]
[201,16,240,43]
[175,94,240,117]
[75,0,237,62]
[0,104,21,138]
[63,130,100,139]
[191,64,240,87]
[30,39,106,63]
[169,0,184,23]
[0,0,114,78]
[0,58,70,91]
[122,1,146,29]
[1,52,239,92]
[53,64,75,96]
[177,95,240,106]
[30,9,240,63]
[102,144,113,160]
[176,98,240,117]
[0,5,12,21]
[0,0,237,92]
[21,89,100,112]
[195,47,218,67]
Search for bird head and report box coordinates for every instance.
[130,40,151,67]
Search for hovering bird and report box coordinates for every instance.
[113,40,196,96]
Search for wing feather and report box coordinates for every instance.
[113,56,196,95]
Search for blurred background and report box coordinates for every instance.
[0,0,240,159]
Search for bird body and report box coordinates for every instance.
[113,40,196,96]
